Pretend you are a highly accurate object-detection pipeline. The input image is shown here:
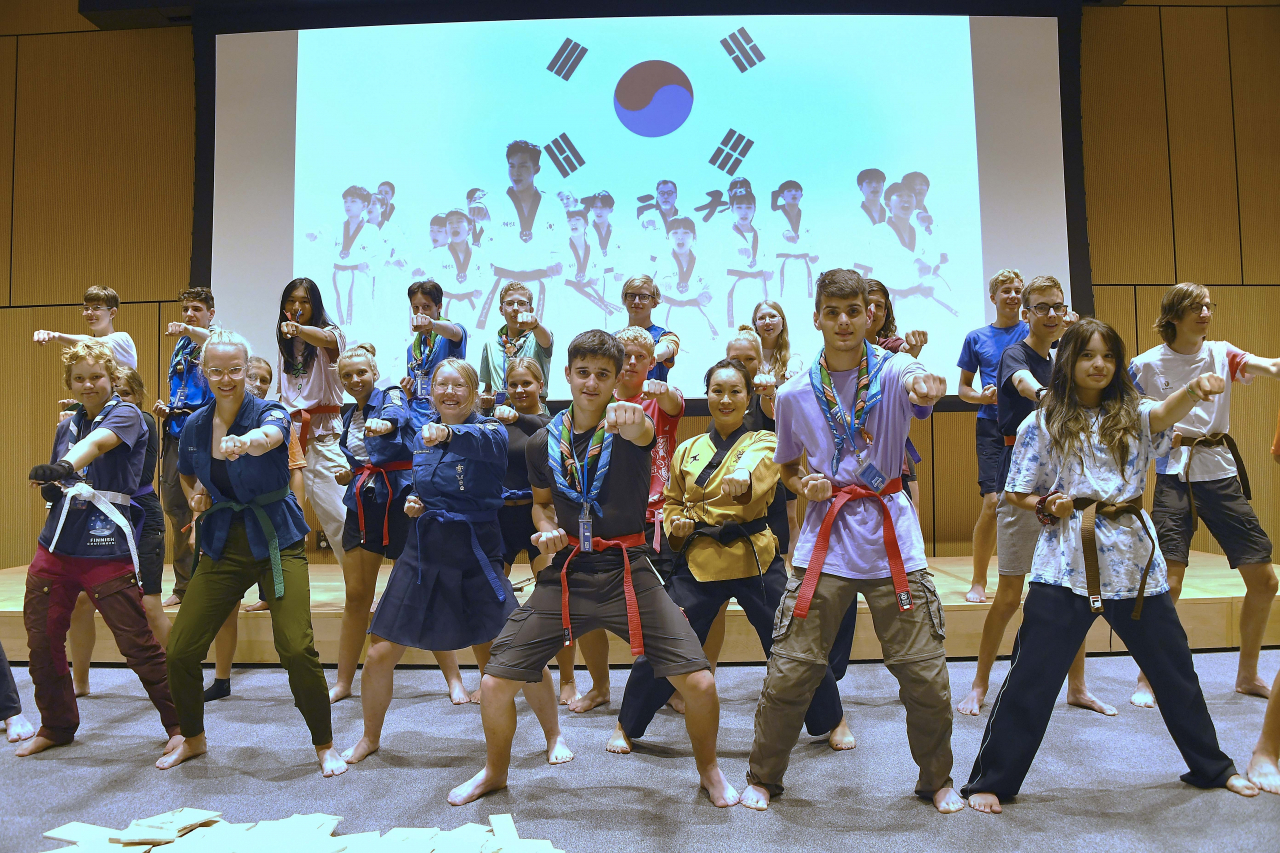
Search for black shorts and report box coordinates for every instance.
[975,417,1004,496]
[1151,474,1272,569]
[499,502,538,566]
[341,492,410,559]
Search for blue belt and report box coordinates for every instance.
[415,509,506,603]
[502,487,533,502]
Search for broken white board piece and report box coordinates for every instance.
[43,822,117,845]
[382,828,440,844]
[110,824,179,845]
[481,839,555,853]
[136,808,222,835]
[488,815,518,841]
[329,831,383,853]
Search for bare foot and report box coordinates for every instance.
[469,685,483,705]
[957,684,987,716]
[4,713,35,742]
[968,792,1002,814]
[156,733,206,769]
[317,745,347,777]
[15,735,64,757]
[1236,675,1272,699]
[606,723,632,755]
[739,784,771,811]
[448,679,470,706]
[341,736,379,764]
[1226,773,1259,797]
[559,679,579,706]
[667,693,687,715]
[328,682,352,704]
[162,734,183,755]
[244,599,269,612]
[699,765,741,807]
[546,733,574,765]
[827,717,856,751]
[73,678,90,698]
[568,687,609,713]
[934,787,965,813]
[1130,675,1155,709]
[1247,752,1280,795]
[448,766,507,805]
[162,594,181,607]
[965,583,987,603]
[1067,688,1117,716]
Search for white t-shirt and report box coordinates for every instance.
[762,347,805,382]
[100,331,138,369]
[1129,340,1251,482]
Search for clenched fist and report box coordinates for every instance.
[531,528,569,556]
[977,384,998,406]
[33,330,58,345]
[516,311,539,328]
[753,373,777,398]
[904,330,928,357]
[493,405,519,424]
[799,472,833,502]
[1187,374,1226,401]
[189,488,212,514]
[404,494,424,518]
[1044,492,1074,520]
[641,379,668,400]
[605,400,646,440]
[165,322,190,337]
[279,321,302,339]
[721,468,752,498]
[220,434,251,460]
[668,514,695,540]
[411,313,434,335]
[421,422,451,446]
[364,417,393,436]
[335,468,353,486]
[907,373,947,406]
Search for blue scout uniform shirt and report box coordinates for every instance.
[339,386,415,514]
[410,412,507,514]
[39,397,146,559]
[178,392,308,562]
[166,333,213,438]
[405,325,468,428]
[645,324,674,382]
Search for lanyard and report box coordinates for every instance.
[412,328,441,374]
[499,326,530,385]
[548,402,614,516]
[809,343,885,471]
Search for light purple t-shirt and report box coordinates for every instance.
[774,352,932,580]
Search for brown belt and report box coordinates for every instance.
[1172,432,1250,525]
[1073,496,1155,620]
[1004,435,1017,446]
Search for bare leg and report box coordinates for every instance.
[555,644,579,705]
[1066,643,1116,715]
[568,630,611,713]
[1235,563,1277,698]
[668,670,739,807]
[448,674,524,805]
[908,480,921,510]
[156,731,207,769]
[342,636,407,763]
[521,667,573,764]
[967,493,999,603]
[670,602,730,715]
[470,642,493,703]
[1134,561,1186,707]
[331,548,383,703]
[958,574,1024,715]
[69,592,95,697]
[142,594,171,648]
[435,650,470,704]
[1247,666,1280,793]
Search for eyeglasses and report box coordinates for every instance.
[205,366,245,380]
[1194,302,1218,314]
[624,293,655,303]
[501,299,532,309]
[657,190,677,199]
[81,305,108,314]
[433,382,470,393]
[1029,303,1070,316]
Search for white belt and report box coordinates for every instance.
[49,482,140,581]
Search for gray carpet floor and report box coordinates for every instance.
[3,651,1279,853]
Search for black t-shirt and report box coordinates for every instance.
[743,393,775,433]
[140,412,159,489]
[995,339,1053,489]
[504,412,551,492]
[527,420,656,571]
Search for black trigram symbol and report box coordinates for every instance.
[546,133,585,178]
[721,28,765,73]
[710,130,753,176]
[548,38,588,81]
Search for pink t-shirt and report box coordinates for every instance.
[622,390,684,524]
[277,325,347,438]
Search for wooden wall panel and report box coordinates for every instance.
[0,1,95,37]
[1160,8,1242,285]
[10,27,193,306]
[1228,7,1280,285]
[930,411,980,556]
[1092,285,1138,357]
[1079,7,1175,285]
[0,38,14,307]
[0,303,160,567]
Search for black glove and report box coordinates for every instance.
[29,459,74,483]
[40,482,63,503]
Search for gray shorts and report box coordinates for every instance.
[996,495,1041,576]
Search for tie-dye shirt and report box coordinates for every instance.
[1005,398,1173,600]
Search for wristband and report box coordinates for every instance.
[1035,491,1061,526]
[1184,384,1200,403]
[1035,387,1047,402]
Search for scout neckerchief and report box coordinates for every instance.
[693,423,751,490]
[507,187,541,243]
[809,341,887,472]
[411,324,444,374]
[673,250,696,294]
[547,399,615,517]
[448,241,472,284]
[569,236,591,282]
[592,221,612,256]
[499,324,531,386]
[340,218,363,259]
[68,395,122,444]
[733,223,759,268]
[781,205,801,238]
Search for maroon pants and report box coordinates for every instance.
[25,545,179,744]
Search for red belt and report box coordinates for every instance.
[352,460,413,546]
[562,532,648,657]
[795,478,910,619]
[1004,435,1017,446]
[291,405,341,454]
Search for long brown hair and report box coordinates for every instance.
[1043,317,1141,475]
[751,300,793,383]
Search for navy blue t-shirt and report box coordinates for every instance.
[957,321,1029,420]
[995,339,1053,490]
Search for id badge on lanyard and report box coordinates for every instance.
[413,369,431,401]
[579,505,593,551]
[856,456,887,493]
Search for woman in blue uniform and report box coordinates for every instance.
[342,358,569,766]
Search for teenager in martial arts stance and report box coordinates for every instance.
[342,358,567,765]
[402,279,467,428]
[963,318,1260,810]
[615,275,680,381]
[22,341,180,757]
[478,282,552,407]
[610,358,845,752]
[328,344,414,704]
[450,331,737,807]
[276,278,348,568]
[955,276,1110,717]
[158,330,343,777]
[742,269,959,813]
[1129,282,1279,706]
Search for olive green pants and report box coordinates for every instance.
[166,520,332,745]
[748,568,954,798]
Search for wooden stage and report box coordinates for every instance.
[2,552,1277,667]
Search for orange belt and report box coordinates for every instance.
[794,478,909,618]
[1004,435,1017,446]
[562,532,648,657]
[351,460,413,546]
[291,405,341,454]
